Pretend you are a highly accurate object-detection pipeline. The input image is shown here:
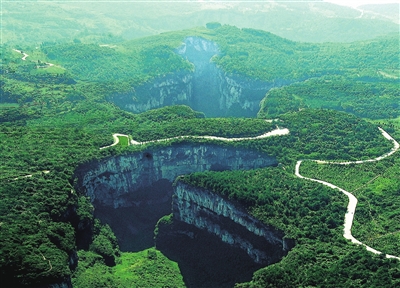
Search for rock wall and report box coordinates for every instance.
[75,143,291,270]
[108,70,193,113]
[108,37,291,117]
[75,143,277,208]
[172,182,290,264]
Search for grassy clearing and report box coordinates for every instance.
[117,135,130,147]
[114,249,184,287]
[31,65,66,75]
[72,249,185,288]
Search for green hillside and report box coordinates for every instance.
[258,75,399,120]
[1,23,399,287]
[2,1,398,44]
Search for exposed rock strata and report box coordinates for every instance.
[109,71,193,113]
[75,144,277,208]
[75,143,292,282]
[108,37,291,117]
[172,182,291,264]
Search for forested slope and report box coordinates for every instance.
[2,25,398,118]
[3,1,399,44]
[1,24,399,287]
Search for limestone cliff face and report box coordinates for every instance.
[216,72,290,117]
[176,36,290,117]
[108,36,291,117]
[75,144,276,208]
[75,143,291,267]
[172,182,290,264]
[108,71,193,113]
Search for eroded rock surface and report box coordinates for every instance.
[108,37,290,117]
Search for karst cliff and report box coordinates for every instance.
[75,143,276,208]
[74,143,293,287]
[108,37,290,117]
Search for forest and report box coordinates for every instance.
[258,75,399,120]
[1,7,399,287]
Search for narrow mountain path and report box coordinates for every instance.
[12,48,63,69]
[11,170,50,181]
[130,127,290,145]
[355,7,364,19]
[13,49,29,60]
[295,127,400,260]
[100,126,399,259]
[99,127,290,149]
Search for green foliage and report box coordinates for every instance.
[206,22,222,29]
[2,27,398,143]
[90,221,120,266]
[154,214,173,237]
[1,23,399,287]
[238,245,400,288]
[245,109,392,164]
[132,115,275,142]
[301,153,400,256]
[181,167,347,240]
[40,40,192,84]
[72,249,184,288]
[259,75,400,120]
[207,26,398,81]
[0,173,76,286]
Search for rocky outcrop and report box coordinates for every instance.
[74,143,291,285]
[172,182,291,264]
[108,70,193,113]
[177,36,290,117]
[215,72,290,117]
[75,143,277,208]
[108,37,291,117]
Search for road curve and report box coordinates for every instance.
[99,127,290,149]
[99,125,399,259]
[295,127,399,260]
[130,127,290,145]
[13,49,29,60]
[99,133,130,150]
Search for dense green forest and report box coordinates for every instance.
[2,25,398,125]
[300,152,400,256]
[258,75,399,119]
[1,20,399,287]
[3,25,398,86]
[179,168,400,287]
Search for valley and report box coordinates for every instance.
[1,3,399,286]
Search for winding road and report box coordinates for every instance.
[295,127,400,260]
[99,133,131,150]
[100,125,399,260]
[13,49,29,60]
[12,48,62,69]
[99,127,290,149]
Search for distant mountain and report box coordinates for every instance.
[2,1,399,44]
[358,3,400,24]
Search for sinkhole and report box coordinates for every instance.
[108,37,289,118]
[76,144,291,287]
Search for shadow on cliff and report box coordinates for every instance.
[93,179,173,252]
[74,144,288,286]
[108,36,291,118]
[156,221,264,288]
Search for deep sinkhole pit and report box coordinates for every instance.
[108,37,291,118]
[76,144,292,287]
